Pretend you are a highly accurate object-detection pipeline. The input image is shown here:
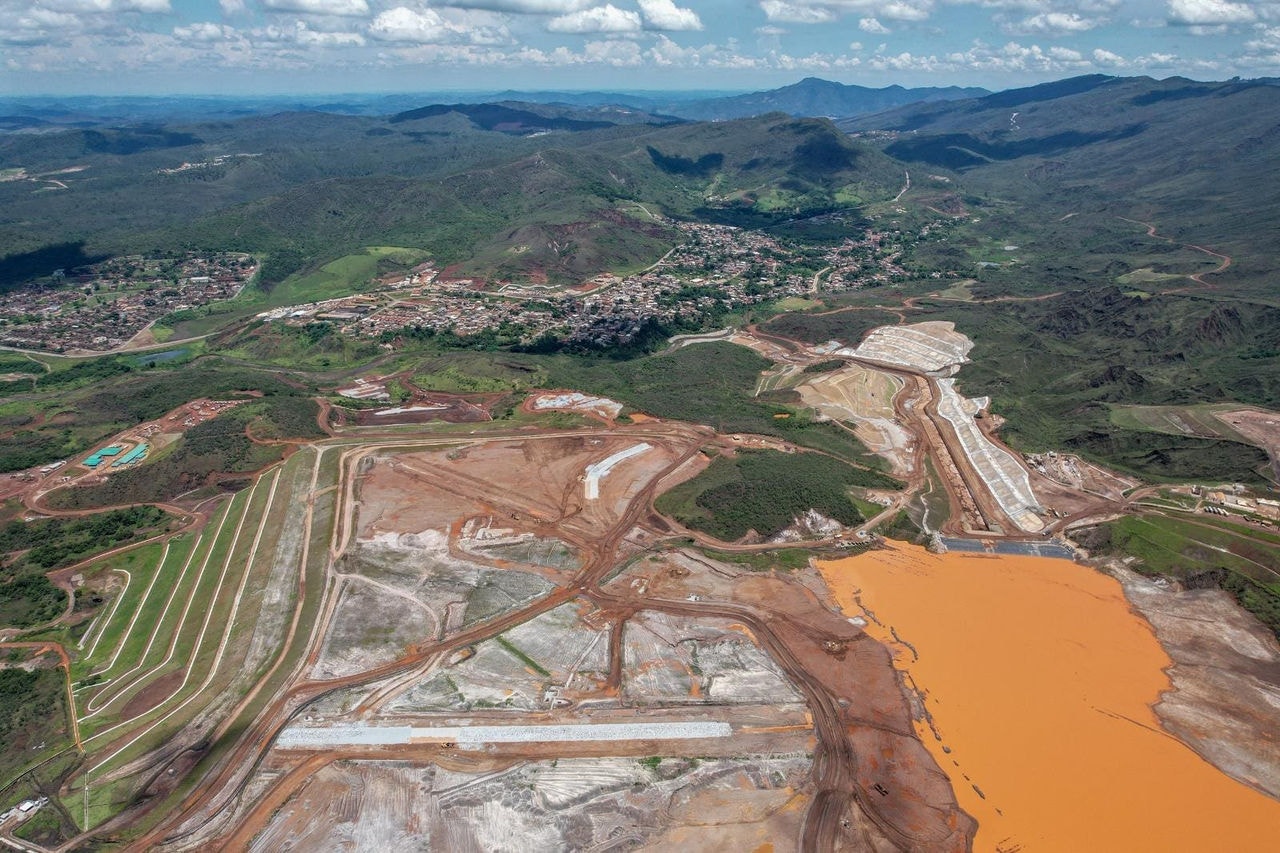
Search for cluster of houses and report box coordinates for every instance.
[0,253,255,353]
[259,218,922,348]
[247,210,951,352]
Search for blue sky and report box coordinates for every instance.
[5,1,1280,94]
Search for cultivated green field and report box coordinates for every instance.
[1108,404,1255,443]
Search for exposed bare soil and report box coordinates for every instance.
[1120,569,1280,798]
[1216,408,1280,480]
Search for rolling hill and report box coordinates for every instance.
[187,113,903,284]
[840,75,1280,295]
[669,77,988,121]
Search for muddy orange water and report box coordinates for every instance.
[818,542,1280,852]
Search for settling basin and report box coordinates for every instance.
[818,542,1280,852]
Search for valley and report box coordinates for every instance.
[1,71,1279,852]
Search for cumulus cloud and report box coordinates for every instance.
[859,17,890,33]
[1167,0,1257,25]
[41,0,169,10]
[547,4,642,32]
[173,22,235,42]
[261,0,370,16]
[637,0,702,31]
[369,7,453,41]
[443,0,594,11]
[759,1,838,24]
[1006,11,1102,34]
[879,1,931,20]
[3,0,174,47]
[761,0,934,24]
[369,6,507,43]
[219,0,247,12]
[1091,46,1127,65]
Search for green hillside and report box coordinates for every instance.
[2,110,899,287]
[841,75,1280,296]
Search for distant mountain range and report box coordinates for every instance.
[1,77,988,133]
[5,72,1280,296]
[837,74,1280,293]
[662,77,989,121]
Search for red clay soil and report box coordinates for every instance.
[120,670,185,719]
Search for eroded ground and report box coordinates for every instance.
[21,325,1278,852]
[245,755,812,852]
[165,424,973,853]
[1121,570,1280,798]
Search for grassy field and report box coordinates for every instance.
[413,355,547,393]
[0,506,172,629]
[761,308,903,346]
[1094,512,1280,636]
[1108,404,1257,444]
[106,449,337,841]
[697,547,816,572]
[153,246,427,342]
[0,356,319,474]
[74,494,245,742]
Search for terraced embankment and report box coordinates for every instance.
[57,446,333,831]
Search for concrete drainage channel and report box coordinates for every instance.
[276,721,733,749]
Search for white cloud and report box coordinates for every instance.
[879,1,931,21]
[173,22,234,42]
[2,0,176,47]
[761,0,934,24]
[1091,46,1127,65]
[759,1,837,23]
[296,24,365,45]
[547,4,642,32]
[261,0,370,16]
[859,17,890,33]
[583,37,644,62]
[637,0,702,31]
[1246,24,1280,51]
[40,0,169,11]
[368,6,505,43]
[443,0,594,11]
[220,0,246,13]
[369,7,451,41]
[1006,11,1102,34]
[1167,0,1257,25]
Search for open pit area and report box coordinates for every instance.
[243,754,813,852]
[132,423,981,852]
[795,363,916,476]
[16,322,1278,853]
[837,321,974,375]
[526,390,625,422]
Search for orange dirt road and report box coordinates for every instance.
[817,543,1280,853]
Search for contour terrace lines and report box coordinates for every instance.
[934,378,1045,533]
[584,442,652,500]
[823,320,1047,535]
[838,321,974,375]
[275,721,733,749]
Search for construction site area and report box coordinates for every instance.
[2,318,1278,852]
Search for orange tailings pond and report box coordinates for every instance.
[817,542,1280,852]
